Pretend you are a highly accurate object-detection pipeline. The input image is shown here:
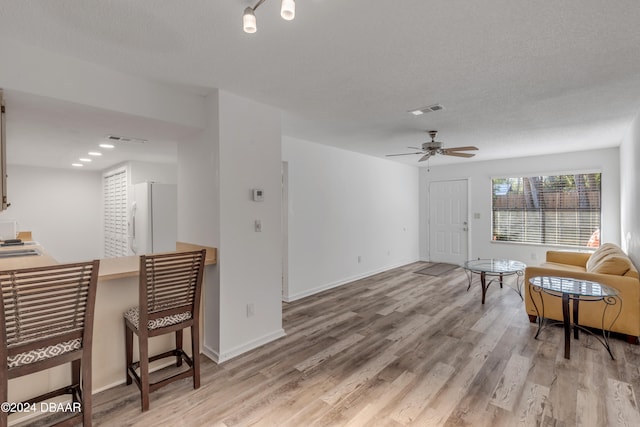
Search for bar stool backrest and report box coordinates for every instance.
[0,261,100,369]
[0,261,99,426]
[140,250,205,327]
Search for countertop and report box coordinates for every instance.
[0,241,217,279]
[0,242,58,270]
[98,242,217,280]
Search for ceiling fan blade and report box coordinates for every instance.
[442,150,476,158]
[386,152,424,157]
[407,146,423,150]
[445,146,479,151]
[418,153,432,162]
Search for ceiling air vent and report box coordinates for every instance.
[408,104,445,116]
[106,134,148,144]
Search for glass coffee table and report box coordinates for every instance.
[528,276,621,360]
[463,259,526,304]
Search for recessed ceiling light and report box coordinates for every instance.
[409,110,424,116]
[72,163,83,167]
[99,143,114,149]
[79,158,92,162]
[88,151,102,156]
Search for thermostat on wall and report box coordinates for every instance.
[253,189,264,202]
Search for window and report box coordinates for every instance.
[491,173,601,248]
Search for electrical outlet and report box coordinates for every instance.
[246,303,255,318]
[357,255,362,263]
[254,220,262,232]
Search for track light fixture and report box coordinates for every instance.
[243,0,296,34]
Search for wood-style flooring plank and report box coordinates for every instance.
[504,381,550,427]
[606,378,640,426]
[490,353,533,411]
[389,361,455,425]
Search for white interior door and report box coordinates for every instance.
[428,179,469,264]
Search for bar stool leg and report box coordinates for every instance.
[175,330,183,367]
[1,375,8,427]
[192,324,200,389]
[139,334,150,412]
[125,322,133,386]
[82,352,93,426]
[71,359,81,398]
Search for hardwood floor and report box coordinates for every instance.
[83,262,640,426]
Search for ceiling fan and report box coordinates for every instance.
[386,130,479,162]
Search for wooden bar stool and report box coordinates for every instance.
[0,260,100,427]
[124,250,206,411]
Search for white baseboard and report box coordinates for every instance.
[202,344,219,363]
[203,328,287,364]
[283,258,419,302]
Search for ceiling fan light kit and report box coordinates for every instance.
[243,0,296,33]
[243,7,257,33]
[386,130,479,163]
[280,0,296,20]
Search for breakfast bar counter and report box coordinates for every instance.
[0,243,57,269]
[97,241,217,280]
[0,241,217,280]
[4,241,217,407]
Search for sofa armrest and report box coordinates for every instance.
[545,250,591,267]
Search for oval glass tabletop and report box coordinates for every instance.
[528,276,618,298]
[463,259,526,274]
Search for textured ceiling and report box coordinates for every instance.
[1,0,640,169]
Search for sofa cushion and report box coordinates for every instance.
[124,307,192,331]
[542,262,587,273]
[7,339,82,369]
[586,243,625,272]
[587,254,632,276]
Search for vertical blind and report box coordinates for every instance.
[491,173,601,247]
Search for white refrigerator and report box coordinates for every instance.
[129,182,177,255]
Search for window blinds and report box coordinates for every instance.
[491,173,601,247]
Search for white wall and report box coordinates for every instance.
[217,90,284,360]
[620,110,640,267]
[177,93,220,252]
[419,148,620,265]
[178,92,221,357]
[0,165,102,262]
[282,137,420,301]
[127,161,177,185]
[178,90,284,363]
